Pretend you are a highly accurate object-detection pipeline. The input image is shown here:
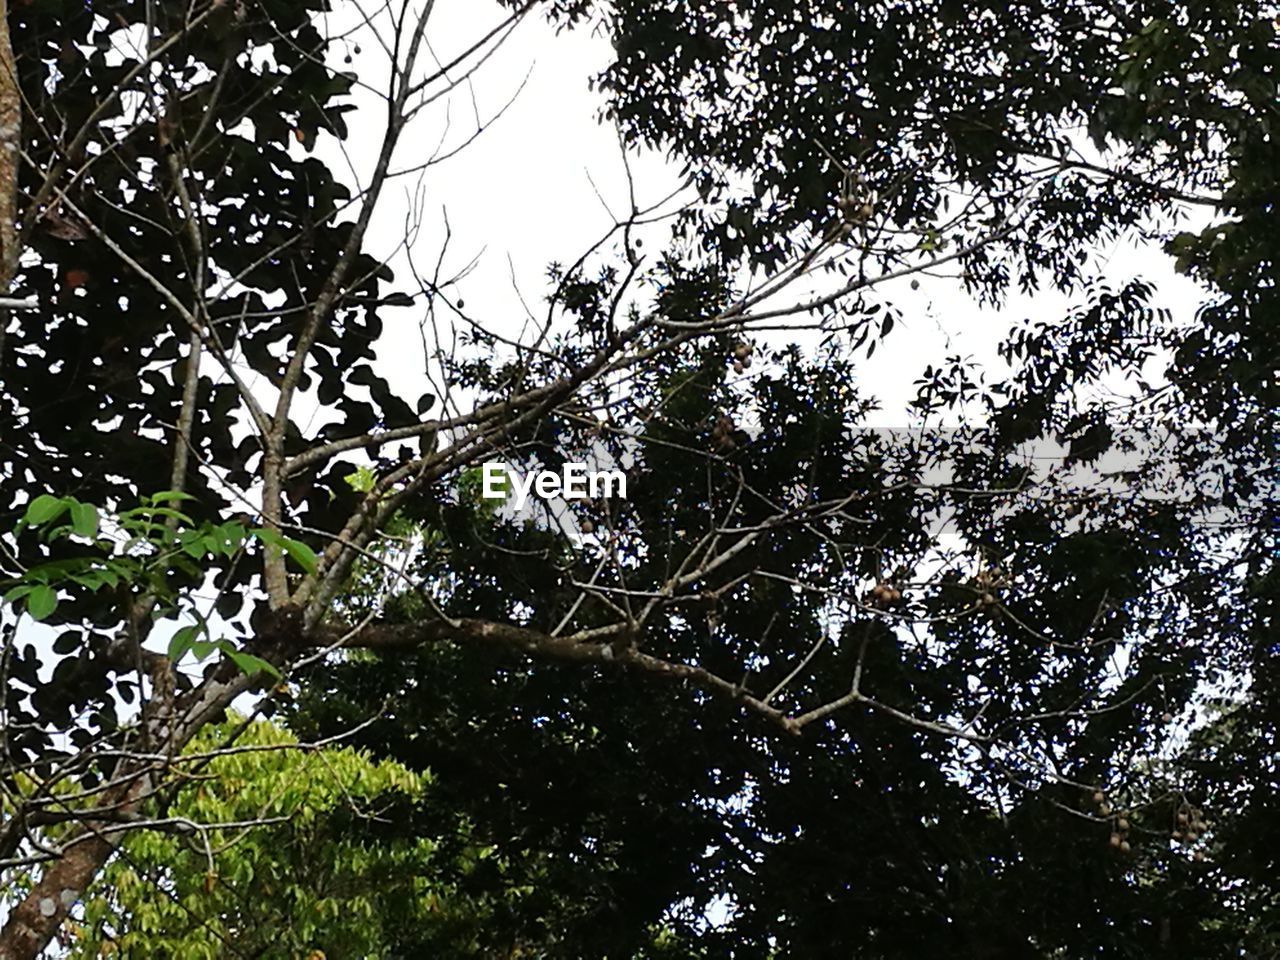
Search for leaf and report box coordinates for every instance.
[169,625,202,661]
[252,529,318,575]
[179,529,208,558]
[344,465,377,493]
[280,538,319,576]
[211,522,248,557]
[52,631,81,655]
[95,565,125,589]
[252,527,284,549]
[68,570,108,589]
[23,494,68,527]
[26,586,58,621]
[118,506,194,524]
[69,501,99,539]
[225,649,281,679]
[219,520,248,543]
[146,490,198,505]
[3,584,34,603]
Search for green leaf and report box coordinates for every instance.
[179,529,207,558]
[146,490,198,505]
[69,501,100,539]
[68,570,109,589]
[23,558,91,581]
[23,494,68,527]
[252,530,319,575]
[26,586,58,621]
[280,538,319,576]
[3,584,34,603]
[252,527,284,548]
[169,625,202,661]
[118,506,194,524]
[212,522,248,556]
[225,649,281,679]
[96,565,125,589]
[344,465,377,493]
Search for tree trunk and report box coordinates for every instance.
[0,833,116,960]
[0,0,23,365]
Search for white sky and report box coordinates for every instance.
[312,0,1211,429]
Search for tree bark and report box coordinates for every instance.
[0,833,116,960]
[0,0,17,282]
[0,0,22,366]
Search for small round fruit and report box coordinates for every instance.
[910,278,920,290]
[1099,803,1112,817]
[732,360,745,374]
[1117,818,1130,832]
[1092,791,1106,805]
[1109,833,1122,848]
[1120,840,1131,854]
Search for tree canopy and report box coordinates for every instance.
[0,0,1275,957]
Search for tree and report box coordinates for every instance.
[0,0,1274,956]
[60,718,506,959]
[60,711,725,959]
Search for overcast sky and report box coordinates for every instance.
[307,0,1211,436]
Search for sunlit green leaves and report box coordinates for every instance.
[344,464,377,493]
[20,494,99,541]
[68,501,98,539]
[3,493,318,639]
[63,719,476,960]
[24,585,57,621]
[3,583,58,621]
[22,494,69,527]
